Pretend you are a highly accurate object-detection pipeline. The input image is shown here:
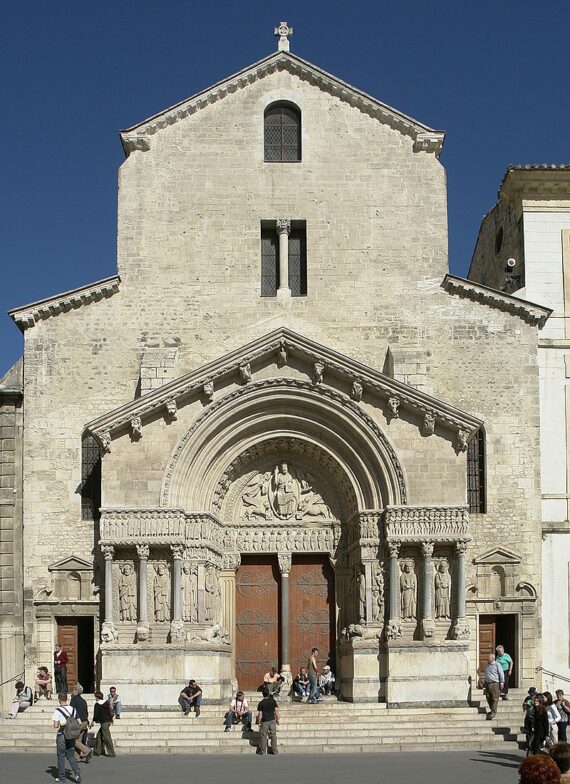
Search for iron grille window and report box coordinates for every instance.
[261,230,279,296]
[81,433,101,520]
[467,429,486,514]
[264,104,301,162]
[260,223,307,297]
[288,229,307,296]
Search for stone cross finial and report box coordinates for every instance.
[274,21,293,51]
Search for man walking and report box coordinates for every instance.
[91,691,116,757]
[70,684,92,761]
[496,644,513,699]
[256,687,280,755]
[307,647,322,704]
[52,692,81,783]
[484,653,504,719]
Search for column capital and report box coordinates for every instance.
[136,543,150,559]
[171,543,184,560]
[276,218,291,235]
[421,541,434,558]
[455,540,469,556]
[387,541,400,558]
[278,553,292,575]
[101,544,115,560]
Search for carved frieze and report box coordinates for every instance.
[385,505,469,542]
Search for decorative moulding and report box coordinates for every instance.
[47,555,94,572]
[472,547,521,565]
[120,51,445,158]
[85,327,482,453]
[9,276,120,331]
[442,275,551,328]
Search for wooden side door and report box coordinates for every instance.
[478,614,496,678]
[235,556,280,691]
[289,555,335,676]
[56,619,78,691]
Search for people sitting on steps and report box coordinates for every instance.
[35,666,53,701]
[178,679,202,717]
[292,667,310,699]
[318,665,335,697]
[224,690,252,732]
[263,666,283,696]
[6,680,33,719]
[107,686,122,719]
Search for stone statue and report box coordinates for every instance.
[358,571,366,623]
[181,562,197,623]
[153,562,170,622]
[400,562,417,619]
[273,462,298,517]
[435,562,451,619]
[242,472,271,520]
[204,565,217,623]
[118,562,137,622]
[371,564,384,623]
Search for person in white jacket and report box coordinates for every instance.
[544,691,561,745]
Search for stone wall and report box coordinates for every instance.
[468,200,523,291]
[0,360,24,707]
[14,63,544,687]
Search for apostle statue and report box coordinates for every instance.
[400,562,417,620]
[435,562,451,619]
[118,562,137,621]
[204,565,217,623]
[153,562,170,622]
[181,562,197,623]
[371,564,385,624]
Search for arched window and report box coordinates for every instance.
[467,429,486,514]
[81,432,101,520]
[264,103,301,162]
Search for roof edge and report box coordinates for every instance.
[9,275,120,331]
[442,274,552,328]
[120,51,445,158]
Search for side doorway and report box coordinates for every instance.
[478,613,518,686]
[56,617,95,692]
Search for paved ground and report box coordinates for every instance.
[0,749,526,784]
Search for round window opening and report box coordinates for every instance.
[494,226,504,255]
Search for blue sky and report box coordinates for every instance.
[1,0,569,376]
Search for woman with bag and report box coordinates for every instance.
[545,692,562,747]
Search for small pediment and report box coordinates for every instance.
[472,547,521,565]
[48,555,93,572]
[86,327,482,454]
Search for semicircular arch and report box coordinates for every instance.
[161,379,407,512]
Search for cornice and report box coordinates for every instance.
[9,276,120,331]
[85,327,482,453]
[499,165,570,204]
[442,274,551,328]
[120,52,445,158]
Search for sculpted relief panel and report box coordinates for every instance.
[240,462,333,522]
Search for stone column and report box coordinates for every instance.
[276,219,291,294]
[421,541,435,640]
[170,544,186,642]
[136,544,150,642]
[221,553,240,691]
[101,545,118,644]
[452,541,470,640]
[278,553,292,682]
[386,542,402,640]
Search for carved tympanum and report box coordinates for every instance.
[239,462,333,521]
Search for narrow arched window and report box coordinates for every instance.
[467,429,486,513]
[81,432,101,520]
[264,103,301,162]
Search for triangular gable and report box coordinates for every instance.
[85,327,482,452]
[472,547,521,565]
[48,555,93,572]
[120,51,445,157]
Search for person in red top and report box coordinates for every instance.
[54,644,68,694]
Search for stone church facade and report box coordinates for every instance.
[0,29,550,707]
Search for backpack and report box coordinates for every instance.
[57,707,82,740]
[22,686,33,705]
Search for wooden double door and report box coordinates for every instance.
[56,617,95,693]
[478,613,517,685]
[235,554,335,690]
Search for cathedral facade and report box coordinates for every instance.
[0,29,549,707]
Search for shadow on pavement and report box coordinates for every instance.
[471,750,524,770]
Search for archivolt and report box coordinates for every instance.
[161,378,407,511]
